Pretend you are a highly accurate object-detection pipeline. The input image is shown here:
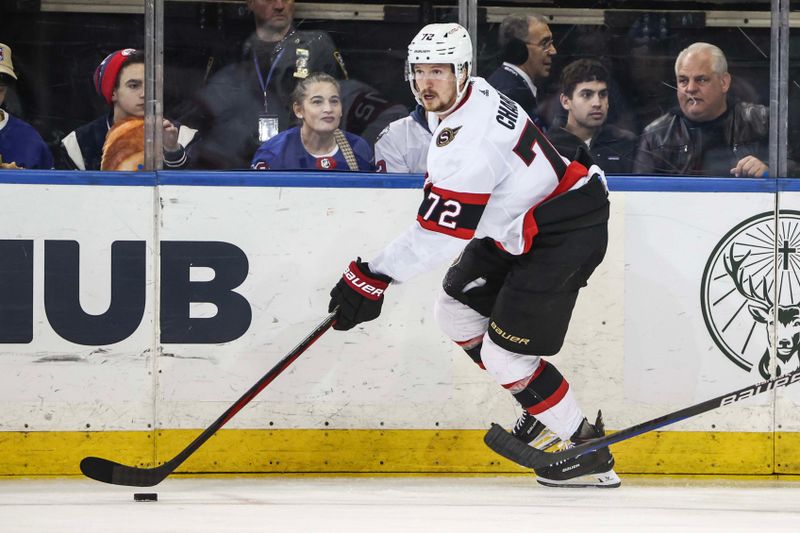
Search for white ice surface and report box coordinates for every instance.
[1,476,798,532]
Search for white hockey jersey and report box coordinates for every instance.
[374,106,434,174]
[370,77,604,282]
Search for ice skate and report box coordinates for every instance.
[511,410,560,450]
[533,411,621,488]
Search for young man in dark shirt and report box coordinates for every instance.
[546,59,636,174]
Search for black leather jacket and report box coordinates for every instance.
[633,101,769,176]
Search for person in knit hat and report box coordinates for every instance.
[0,42,53,169]
[59,48,197,170]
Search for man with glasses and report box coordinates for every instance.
[487,14,556,130]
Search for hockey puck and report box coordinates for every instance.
[133,492,158,502]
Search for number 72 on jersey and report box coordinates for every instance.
[416,184,490,239]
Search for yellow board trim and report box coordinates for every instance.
[0,429,796,476]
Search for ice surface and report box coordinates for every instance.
[1,475,798,532]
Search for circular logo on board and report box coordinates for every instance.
[701,210,800,380]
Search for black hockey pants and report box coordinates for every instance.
[442,175,609,356]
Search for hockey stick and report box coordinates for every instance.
[80,310,338,487]
[485,367,800,470]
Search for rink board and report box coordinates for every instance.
[0,171,798,475]
[0,428,791,475]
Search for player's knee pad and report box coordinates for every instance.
[433,287,488,343]
[442,238,509,317]
[480,334,542,385]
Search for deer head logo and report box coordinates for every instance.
[724,246,800,379]
[702,210,800,380]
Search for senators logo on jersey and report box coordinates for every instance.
[436,126,462,147]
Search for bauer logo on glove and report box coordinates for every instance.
[328,258,392,331]
[343,265,387,299]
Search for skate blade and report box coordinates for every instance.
[536,469,621,489]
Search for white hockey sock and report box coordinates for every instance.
[529,387,584,442]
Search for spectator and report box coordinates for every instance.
[487,14,556,129]
[374,104,433,174]
[60,49,197,170]
[546,59,637,174]
[0,42,53,169]
[188,0,354,169]
[634,42,770,177]
[251,73,373,171]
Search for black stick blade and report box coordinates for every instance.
[80,311,337,488]
[484,423,605,470]
[485,370,800,471]
[80,456,167,487]
[484,423,549,469]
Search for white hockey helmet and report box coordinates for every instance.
[406,23,473,113]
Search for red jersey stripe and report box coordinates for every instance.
[521,160,590,253]
[417,215,476,239]
[428,185,491,205]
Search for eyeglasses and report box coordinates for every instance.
[526,39,555,51]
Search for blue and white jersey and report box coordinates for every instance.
[0,112,53,169]
[251,126,374,171]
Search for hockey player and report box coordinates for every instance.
[327,23,619,488]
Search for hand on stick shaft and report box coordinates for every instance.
[329,258,392,331]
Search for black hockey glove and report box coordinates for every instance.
[328,258,392,331]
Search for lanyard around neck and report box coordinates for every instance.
[254,44,288,113]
